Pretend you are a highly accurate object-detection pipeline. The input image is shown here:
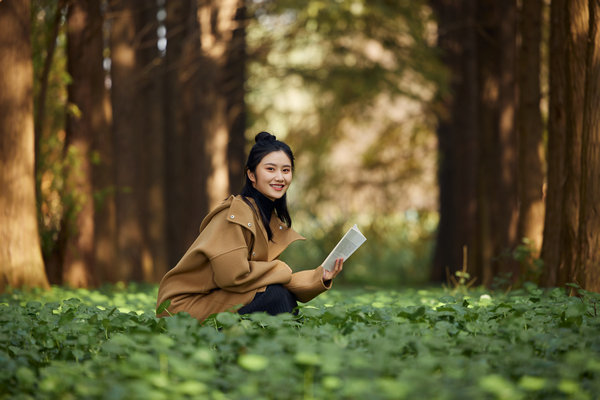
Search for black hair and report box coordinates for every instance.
[241,131,294,240]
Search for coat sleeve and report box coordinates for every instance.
[205,213,293,293]
[210,247,293,293]
[284,266,331,303]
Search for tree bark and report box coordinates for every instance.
[493,0,519,280]
[164,0,207,267]
[110,0,165,281]
[0,0,50,291]
[110,1,144,282]
[430,0,479,282]
[577,0,600,292]
[432,0,519,286]
[197,0,245,208]
[517,0,545,265]
[225,4,247,194]
[93,86,117,283]
[474,0,519,286]
[541,0,569,287]
[137,2,168,282]
[61,0,107,287]
[558,0,588,286]
[164,0,247,268]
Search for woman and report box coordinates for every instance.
[156,131,343,321]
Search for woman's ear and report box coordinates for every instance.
[247,169,256,183]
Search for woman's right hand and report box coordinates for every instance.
[322,258,344,282]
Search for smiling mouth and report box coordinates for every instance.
[271,184,285,190]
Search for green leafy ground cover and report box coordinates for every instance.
[1,284,599,400]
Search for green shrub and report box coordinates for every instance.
[1,284,599,399]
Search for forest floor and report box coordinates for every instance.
[1,283,599,399]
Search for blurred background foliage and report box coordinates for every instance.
[20,0,594,290]
[246,0,446,286]
[28,0,444,287]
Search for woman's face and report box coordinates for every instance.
[247,150,293,201]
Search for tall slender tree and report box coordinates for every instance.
[110,1,167,282]
[431,0,479,281]
[61,0,108,287]
[109,0,144,282]
[224,3,247,194]
[164,0,247,267]
[197,0,247,207]
[163,0,208,266]
[559,0,588,285]
[432,0,520,286]
[517,0,545,261]
[541,0,600,292]
[0,0,50,290]
[576,0,600,291]
[490,0,519,282]
[540,0,569,286]
[138,2,169,282]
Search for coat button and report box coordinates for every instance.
[279,226,283,230]
[252,252,256,257]
[247,222,252,227]
[230,215,235,219]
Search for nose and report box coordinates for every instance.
[275,170,284,181]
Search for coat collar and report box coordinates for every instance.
[200,195,304,261]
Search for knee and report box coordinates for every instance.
[268,284,296,302]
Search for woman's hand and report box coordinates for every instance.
[322,258,344,282]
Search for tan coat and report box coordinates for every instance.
[156,195,330,321]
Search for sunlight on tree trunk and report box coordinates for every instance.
[198,0,246,209]
[559,0,588,286]
[577,0,600,292]
[475,0,519,286]
[62,0,107,287]
[0,0,50,291]
[542,0,597,290]
[517,0,545,261]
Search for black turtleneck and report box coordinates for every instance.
[245,186,276,239]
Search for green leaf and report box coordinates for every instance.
[238,354,269,371]
[155,299,171,316]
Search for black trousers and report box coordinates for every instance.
[238,284,298,316]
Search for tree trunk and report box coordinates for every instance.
[93,85,117,283]
[197,0,245,208]
[163,0,247,268]
[517,0,545,269]
[0,0,50,291]
[542,0,593,289]
[137,2,168,282]
[577,0,600,292]
[493,0,519,281]
[225,4,247,194]
[540,0,569,287]
[164,0,207,267]
[110,0,164,281]
[558,0,588,286]
[474,0,519,286]
[62,0,107,287]
[430,0,479,282]
[432,0,519,286]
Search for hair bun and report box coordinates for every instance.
[255,131,276,143]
